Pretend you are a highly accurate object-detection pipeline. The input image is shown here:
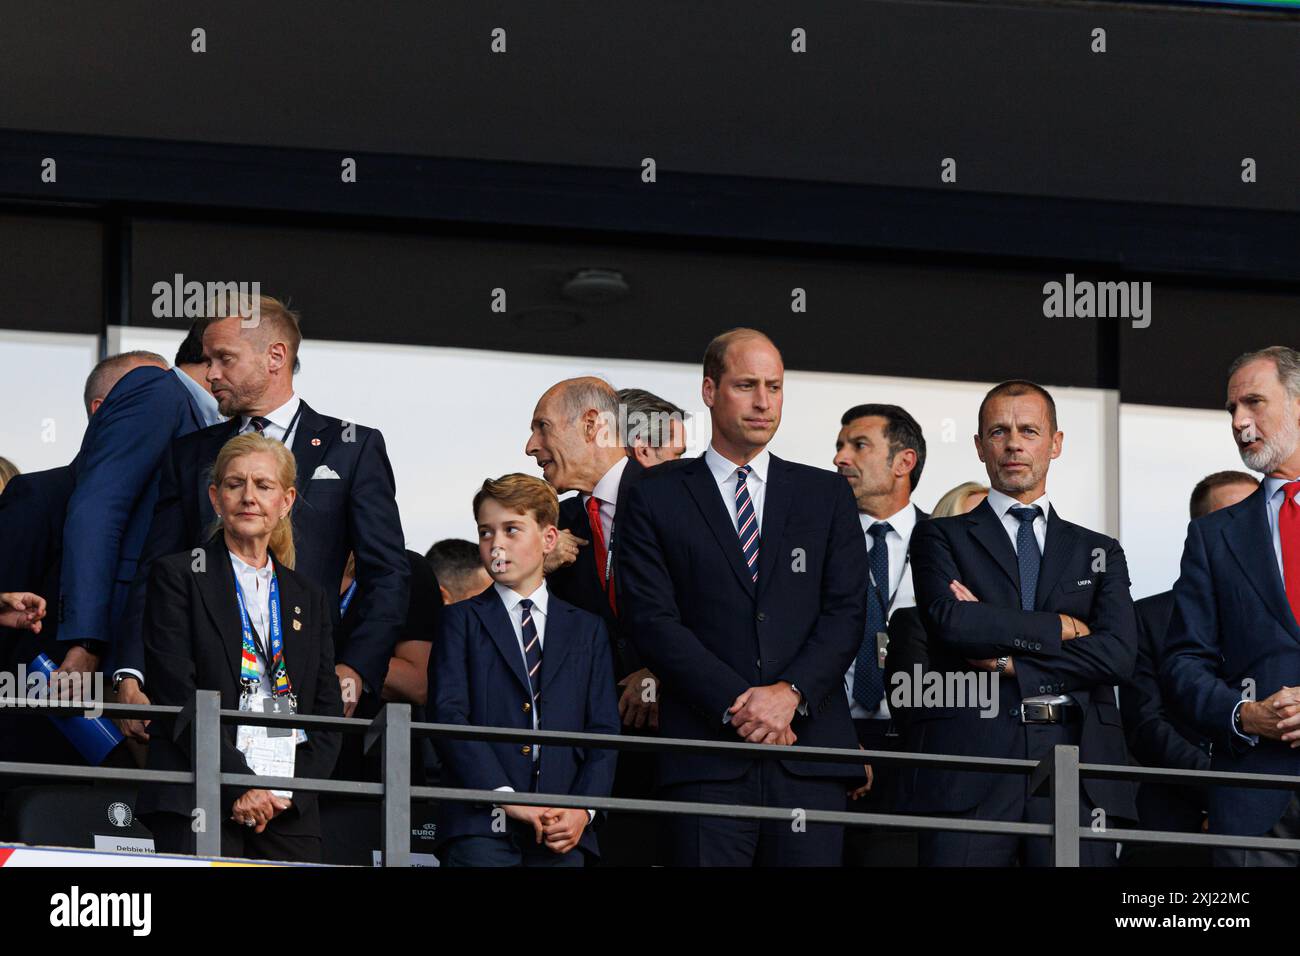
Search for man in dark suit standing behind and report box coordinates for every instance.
[1119,470,1256,866]
[1162,346,1300,866]
[908,379,1137,866]
[831,403,929,865]
[618,328,868,866]
[56,334,222,693]
[119,296,409,720]
[526,376,659,865]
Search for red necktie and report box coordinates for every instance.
[585,495,617,615]
[1281,480,1300,626]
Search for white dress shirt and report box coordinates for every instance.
[581,455,628,544]
[986,487,1051,554]
[239,393,302,450]
[704,444,770,534]
[230,550,293,798]
[845,503,919,720]
[490,581,594,821]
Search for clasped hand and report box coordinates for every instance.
[728,682,800,745]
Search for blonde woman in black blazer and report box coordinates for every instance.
[139,432,341,862]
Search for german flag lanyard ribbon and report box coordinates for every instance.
[235,568,296,712]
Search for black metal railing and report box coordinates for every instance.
[3,692,1300,866]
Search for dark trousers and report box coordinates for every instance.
[144,810,322,863]
[844,717,917,866]
[597,737,667,867]
[1120,783,1210,867]
[660,760,847,867]
[1213,793,1300,867]
[440,824,587,867]
[919,718,1117,867]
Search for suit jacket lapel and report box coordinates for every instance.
[607,457,644,559]
[471,591,533,697]
[539,602,574,694]
[290,401,334,493]
[756,456,792,596]
[1034,507,1080,610]
[1223,486,1300,640]
[273,561,312,695]
[683,457,756,596]
[967,499,1020,592]
[194,535,244,685]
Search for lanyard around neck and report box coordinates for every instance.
[234,568,292,699]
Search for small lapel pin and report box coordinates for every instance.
[293,619,302,631]
[311,438,321,446]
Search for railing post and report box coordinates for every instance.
[370,703,411,868]
[192,689,223,858]
[1048,744,1080,867]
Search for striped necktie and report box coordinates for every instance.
[519,598,543,706]
[735,465,761,584]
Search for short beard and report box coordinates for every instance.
[997,464,1041,493]
[1239,417,1300,474]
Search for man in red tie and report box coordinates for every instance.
[1163,345,1300,866]
[525,376,663,865]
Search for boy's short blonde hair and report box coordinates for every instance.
[472,473,559,528]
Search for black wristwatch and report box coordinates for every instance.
[68,639,108,657]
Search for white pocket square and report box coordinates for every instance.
[311,465,341,480]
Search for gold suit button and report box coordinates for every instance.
[521,745,531,755]
[523,701,531,712]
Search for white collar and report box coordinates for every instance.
[228,549,274,579]
[172,367,224,426]
[987,486,1051,523]
[494,579,549,616]
[705,443,771,486]
[242,393,300,432]
[585,456,629,506]
[859,502,918,543]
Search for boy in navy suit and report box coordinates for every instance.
[433,474,620,866]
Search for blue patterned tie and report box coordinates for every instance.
[852,522,893,711]
[1010,505,1043,611]
[735,465,761,584]
[519,598,543,706]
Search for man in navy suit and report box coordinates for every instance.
[119,296,409,723]
[907,379,1137,866]
[1,345,210,764]
[618,328,869,867]
[1162,346,1300,866]
[831,402,929,866]
[55,331,221,692]
[433,474,620,866]
[1120,470,1255,866]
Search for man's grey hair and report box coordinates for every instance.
[1229,346,1300,401]
[617,387,688,447]
[83,350,168,415]
[560,377,619,422]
